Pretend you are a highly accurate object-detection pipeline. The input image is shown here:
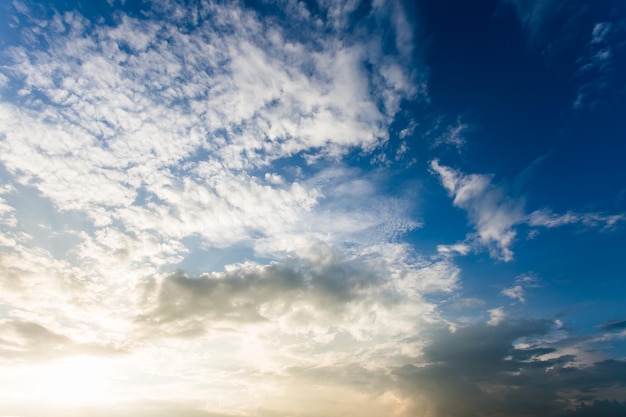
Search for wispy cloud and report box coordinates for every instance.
[500,0,565,46]
[502,274,540,304]
[430,160,626,261]
[572,21,621,109]
[432,116,469,151]
[528,209,626,229]
[430,159,524,261]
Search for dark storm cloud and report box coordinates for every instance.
[394,320,626,417]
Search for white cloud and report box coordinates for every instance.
[432,117,468,150]
[0,3,452,414]
[591,22,612,44]
[399,119,417,139]
[0,183,17,228]
[501,274,541,304]
[430,159,525,261]
[0,0,423,253]
[502,285,525,303]
[487,306,507,326]
[572,21,617,109]
[431,161,626,261]
[528,209,626,230]
[436,242,472,256]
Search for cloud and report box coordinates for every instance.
[436,242,472,256]
[135,244,457,340]
[0,0,424,255]
[394,320,626,417]
[430,159,525,261]
[0,0,428,355]
[599,320,626,332]
[0,318,123,361]
[431,161,626,260]
[1,2,625,416]
[591,22,613,44]
[399,119,417,139]
[502,274,540,303]
[528,209,626,230]
[562,400,626,417]
[487,306,507,326]
[432,117,469,151]
[500,0,565,46]
[0,3,435,411]
[502,285,525,303]
[572,22,623,110]
[0,183,17,227]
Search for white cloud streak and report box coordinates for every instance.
[430,160,626,261]
[573,21,617,109]
[528,209,626,229]
[430,159,524,261]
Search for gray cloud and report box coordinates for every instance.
[134,245,451,339]
[559,400,626,417]
[137,256,377,329]
[205,319,626,417]
[599,320,626,332]
[394,320,626,417]
[0,318,124,361]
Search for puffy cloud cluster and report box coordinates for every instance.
[0,0,422,248]
[135,244,458,340]
[0,0,428,357]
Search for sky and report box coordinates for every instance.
[0,0,625,416]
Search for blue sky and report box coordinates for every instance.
[0,0,625,416]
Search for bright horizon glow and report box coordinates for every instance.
[34,357,111,404]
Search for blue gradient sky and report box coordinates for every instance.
[0,1,625,416]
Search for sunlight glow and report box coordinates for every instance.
[33,356,111,404]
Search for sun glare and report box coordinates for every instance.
[34,356,111,404]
